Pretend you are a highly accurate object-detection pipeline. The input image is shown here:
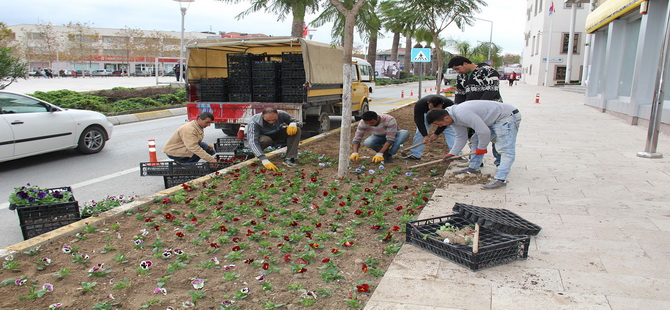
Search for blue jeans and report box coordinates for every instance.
[363,130,410,155]
[468,113,521,180]
[411,114,456,157]
[167,142,215,164]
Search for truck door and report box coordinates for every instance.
[350,64,367,111]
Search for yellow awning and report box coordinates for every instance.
[586,0,646,33]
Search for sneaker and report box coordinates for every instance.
[383,152,394,163]
[402,154,421,160]
[283,158,297,167]
[481,179,506,190]
[454,167,481,175]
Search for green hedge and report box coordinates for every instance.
[29,87,186,115]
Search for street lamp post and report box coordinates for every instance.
[471,17,493,61]
[174,0,194,83]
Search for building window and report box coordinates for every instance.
[555,66,566,80]
[534,0,538,16]
[565,2,583,8]
[529,65,532,75]
[527,7,532,21]
[532,36,536,56]
[538,0,543,12]
[561,33,580,54]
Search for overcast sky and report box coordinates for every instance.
[3,0,527,55]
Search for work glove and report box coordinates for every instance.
[286,122,298,136]
[475,148,487,155]
[261,159,279,171]
[442,154,456,163]
[371,153,384,163]
[349,153,359,162]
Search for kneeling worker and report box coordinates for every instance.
[247,107,302,171]
[164,112,217,164]
[349,111,409,163]
[426,100,521,190]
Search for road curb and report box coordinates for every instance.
[107,107,187,125]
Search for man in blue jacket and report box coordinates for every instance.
[426,100,521,190]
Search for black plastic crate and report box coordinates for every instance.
[163,175,202,189]
[252,94,282,102]
[229,93,252,102]
[406,214,530,271]
[15,193,81,240]
[140,162,214,176]
[215,137,244,153]
[452,203,542,235]
[281,71,306,79]
[282,95,305,103]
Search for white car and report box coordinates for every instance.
[91,69,113,76]
[0,91,113,162]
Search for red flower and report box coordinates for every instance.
[210,242,219,248]
[297,267,307,273]
[354,210,363,216]
[323,191,329,196]
[260,168,267,173]
[232,217,240,221]
[164,213,176,220]
[383,232,393,241]
[367,210,375,216]
[246,229,255,236]
[390,226,401,231]
[343,241,354,247]
[339,201,346,206]
[422,196,429,201]
[232,237,241,243]
[369,225,381,230]
[154,225,160,231]
[289,221,298,227]
[298,258,308,264]
[262,262,269,270]
[191,217,198,223]
[364,188,371,192]
[394,206,403,211]
[361,263,369,273]
[356,284,370,292]
[305,232,312,239]
[311,177,318,182]
[175,232,184,238]
[244,258,254,264]
[315,223,322,228]
[255,200,263,205]
[292,198,299,203]
[145,218,153,223]
[322,258,330,263]
[331,248,339,254]
[185,198,193,204]
[232,246,241,251]
[283,254,292,262]
[309,243,319,249]
[220,225,228,232]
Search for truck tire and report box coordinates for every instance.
[354,101,369,121]
[305,112,331,134]
[221,124,240,136]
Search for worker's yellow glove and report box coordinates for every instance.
[286,122,298,136]
[371,152,384,163]
[349,153,359,162]
[261,159,279,171]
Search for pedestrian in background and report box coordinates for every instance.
[508,72,516,86]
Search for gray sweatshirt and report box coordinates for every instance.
[246,110,301,160]
[446,100,517,154]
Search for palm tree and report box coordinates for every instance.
[379,0,417,74]
[216,0,320,37]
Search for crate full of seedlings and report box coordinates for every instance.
[9,185,81,240]
[405,203,541,271]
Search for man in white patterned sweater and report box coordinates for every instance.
[349,111,409,163]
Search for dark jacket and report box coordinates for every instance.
[246,110,302,160]
[454,63,502,104]
[413,95,454,137]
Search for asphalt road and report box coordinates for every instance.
[0,77,422,248]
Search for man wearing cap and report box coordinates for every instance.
[426,100,521,190]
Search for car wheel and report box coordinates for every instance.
[76,126,107,154]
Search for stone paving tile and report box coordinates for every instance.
[367,276,492,310]
[606,295,670,310]
[561,271,670,301]
[436,265,565,292]
[521,250,606,272]
[598,255,670,278]
[534,237,647,258]
[491,287,611,310]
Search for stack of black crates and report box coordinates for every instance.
[252,61,282,102]
[227,53,262,102]
[199,78,229,102]
[281,52,307,103]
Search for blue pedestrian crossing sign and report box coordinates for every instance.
[411,48,431,63]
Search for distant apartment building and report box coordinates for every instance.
[522,0,590,86]
[7,24,270,75]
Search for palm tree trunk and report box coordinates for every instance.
[291,5,307,38]
[391,32,400,63]
[366,29,378,74]
[403,34,411,74]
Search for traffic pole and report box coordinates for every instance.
[535,93,540,104]
[410,90,414,96]
[237,125,246,139]
[401,90,404,98]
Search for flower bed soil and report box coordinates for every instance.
[0,104,491,309]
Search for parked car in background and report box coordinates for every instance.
[75,70,92,76]
[0,91,113,163]
[92,69,113,76]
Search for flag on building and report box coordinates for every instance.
[549,1,555,15]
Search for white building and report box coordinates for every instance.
[522,0,591,86]
[584,0,670,133]
[7,24,215,74]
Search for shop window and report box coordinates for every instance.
[555,66,566,81]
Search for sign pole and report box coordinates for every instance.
[418,63,422,99]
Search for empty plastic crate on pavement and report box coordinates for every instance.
[214,137,244,154]
[139,162,214,176]
[405,203,541,271]
[11,186,81,240]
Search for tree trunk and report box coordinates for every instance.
[404,34,412,74]
[391,32,400,63]
[330,0,366,178]
[433,33,442,95]
[291,4,307,38]
[366,29,378,74]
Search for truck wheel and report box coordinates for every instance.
[305,112,331,134]
[354,101,369,121]
[221,124,240,136]
[317,112,330,133]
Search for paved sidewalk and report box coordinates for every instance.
[365,83,670,310]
